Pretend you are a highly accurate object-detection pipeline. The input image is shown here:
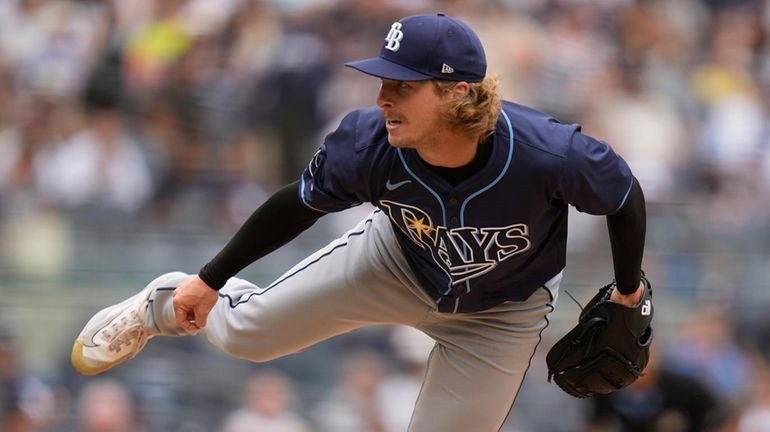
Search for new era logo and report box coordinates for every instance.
[441,64,454,74]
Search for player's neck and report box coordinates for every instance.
[416,133,481,168]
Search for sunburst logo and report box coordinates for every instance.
[405,214,434,240]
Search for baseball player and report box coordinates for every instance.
[71,13,646,432]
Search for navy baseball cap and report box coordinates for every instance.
[345,13,486,82]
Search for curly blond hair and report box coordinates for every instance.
[433,75,502,141]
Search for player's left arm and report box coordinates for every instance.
[606,176,646,307]
[558,128,647,306]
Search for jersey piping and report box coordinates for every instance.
[613,177,635,213]
[396,147,452,296]
[299,176,328,213]
[459,109,515,225]
[453,110,515,311]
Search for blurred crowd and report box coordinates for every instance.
[2,0,770,430]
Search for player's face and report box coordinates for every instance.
[376,79,449,148]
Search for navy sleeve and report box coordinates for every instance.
[299,110,373,212]
[559,130,634,215]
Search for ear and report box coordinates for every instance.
[451,81,470,99]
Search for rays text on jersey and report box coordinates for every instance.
[380,200,531,285]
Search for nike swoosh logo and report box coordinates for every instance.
[385,179,412,191]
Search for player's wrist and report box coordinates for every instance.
[609,282,644,307]
[197,266,225,291]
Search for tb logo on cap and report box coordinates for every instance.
[384,22,403,52]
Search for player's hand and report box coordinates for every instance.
[609,280,645,307]
[172,275,219,334]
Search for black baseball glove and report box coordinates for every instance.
[546,274,653,398]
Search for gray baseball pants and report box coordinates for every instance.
[146,209,560,432]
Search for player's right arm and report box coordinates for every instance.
[198,181,325,290]
[173,109,379,331]
[173,181,325,331]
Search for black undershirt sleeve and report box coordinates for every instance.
[606,176,646,295]
[198,181,325,290]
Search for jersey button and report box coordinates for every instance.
[449,216,459,226]
[448,197,458,206]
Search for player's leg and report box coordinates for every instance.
[409,283,558,432]
[197,210,433,361]
[72,210,433,374]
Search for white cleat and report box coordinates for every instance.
[71,272,185,375]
